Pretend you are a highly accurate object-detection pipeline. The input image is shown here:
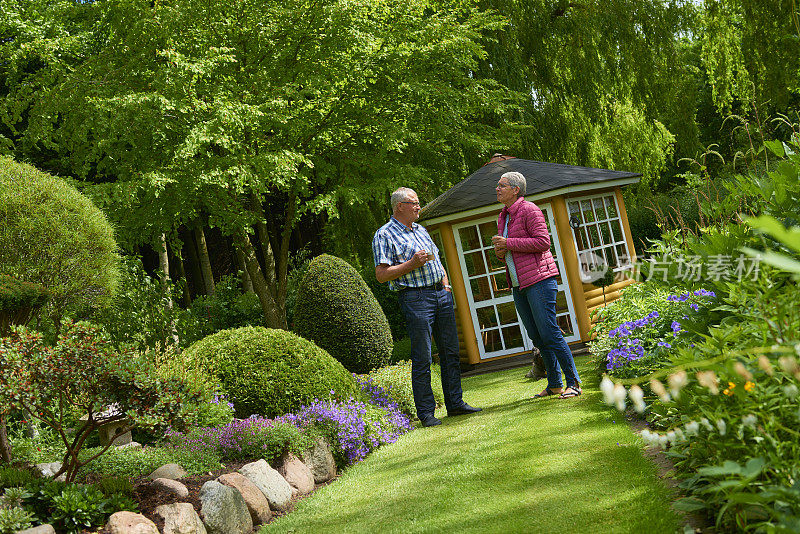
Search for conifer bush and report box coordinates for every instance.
[294,254,392,374]
[177,326,362,417]
[0,158,119,330]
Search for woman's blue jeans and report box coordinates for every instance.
[512,276,581,389]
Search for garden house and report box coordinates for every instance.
[419,155,641,366]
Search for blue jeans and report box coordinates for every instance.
[398,288,464,418]
[512,277,580,389]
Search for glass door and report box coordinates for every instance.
[453,205,579,359]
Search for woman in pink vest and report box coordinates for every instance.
[492,171,582,399]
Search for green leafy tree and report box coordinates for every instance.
[5,0,519,329]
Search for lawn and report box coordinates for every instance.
[264,357,682,533]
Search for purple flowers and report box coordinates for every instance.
[603,289,716,371]
[281,395,412,465]
[168,377,413,467]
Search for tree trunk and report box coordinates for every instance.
[0,415,11,463]
[233,229,287,329]
[250,194,287,321]
[193,225,215,296]
[235,248,254,293]
[158,233,180,345]
[184,229,204,296]
[176,252,192,307]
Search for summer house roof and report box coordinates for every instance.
[419,157,641,222]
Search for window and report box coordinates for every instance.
[567,193,631,274]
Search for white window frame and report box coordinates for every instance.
[453,204,580,360]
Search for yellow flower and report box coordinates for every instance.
[723,382,736,396]
[744,381,755,392]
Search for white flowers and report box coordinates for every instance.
[601,376,645,412]
[716,419,727,436]
[696,370,719,395]
[742,414,757,428]
[649,379,670,403]
[733,362,753,381]
[684,420,699,436]
[667,371,688,399]
[629,385,646,413]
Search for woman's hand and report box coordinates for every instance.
[491,235,507,248]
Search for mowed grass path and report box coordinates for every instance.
[265,357,681,533]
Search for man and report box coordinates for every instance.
[372,187,481,427]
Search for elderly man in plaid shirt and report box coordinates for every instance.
[372,187,481,427]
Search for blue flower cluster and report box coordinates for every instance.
[604,288,716,371]
[283,393,412,465]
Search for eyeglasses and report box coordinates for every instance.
[496,182,511,189]
[400,201,421,207]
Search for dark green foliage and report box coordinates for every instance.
[0,276,49,313]
[0,466,37,489]
[21,479,137,534]
[364,361,445,417]
[0,157,119,329]
[180,326,362,417]
[94,476,133,497]
[294,255,392,374]
[189,274,264,334]
[364,275,407,341]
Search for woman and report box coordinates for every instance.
[492,171,582,399]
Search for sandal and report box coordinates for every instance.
[534,387,562,398]
[559,386,582,399]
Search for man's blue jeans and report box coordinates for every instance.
[512,276,581,389]
[398,287,464,418]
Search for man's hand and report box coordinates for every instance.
[410,249,429,268]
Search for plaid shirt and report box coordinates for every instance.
[372,217,446,291]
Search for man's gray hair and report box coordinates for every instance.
[501,171,526,197]
[391,187,416,211]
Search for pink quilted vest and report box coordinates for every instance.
[497,197,559,289]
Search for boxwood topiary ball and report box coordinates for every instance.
[180,326,361,418]
[293,254,393,374]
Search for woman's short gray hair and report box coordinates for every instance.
[390,187,416,210]
[501,171,526,197]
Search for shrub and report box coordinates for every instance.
[189,274,264,335]
[0,507,33,534]
[0,322,196,481]
[0,276,49,336]
[21,479,137,534]
[167,418,312,464]
[0,467,37,490]
[361,361,444,417]
[78,445,221,478]
[0,157,119,330]
[92,256,203,351]
[294,254,392,374]
[177,326,362,417]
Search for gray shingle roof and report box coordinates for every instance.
[419,158,641,222]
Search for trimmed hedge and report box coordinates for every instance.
[0,157,118,325]
[178,326,361,417]
[294,254,392,373]
[0,275,49,335]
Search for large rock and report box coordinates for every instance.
[217,472,272,525]
[148,463,187,480]
[301,437,337,483]
[239,459,292,511]
[155,503,207,534]
[106,511,159,534]
[15,525,56,534]
[34,462,65,482]
[198,480,252,534]
[152,478,189,500]
[278,453,315,496]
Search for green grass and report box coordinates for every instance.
[264,357,681,533]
